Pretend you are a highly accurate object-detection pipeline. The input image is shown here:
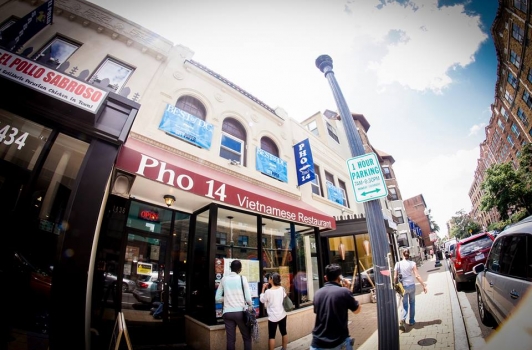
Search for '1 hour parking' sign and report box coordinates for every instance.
[346,153,388,203]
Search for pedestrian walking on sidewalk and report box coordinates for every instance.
[310,264,361,350]
[260,272,287,350]
[394,249,427,329]
[215,260,253,350]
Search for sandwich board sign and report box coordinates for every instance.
[346,153,388,203]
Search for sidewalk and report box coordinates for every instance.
[281,257,469,349]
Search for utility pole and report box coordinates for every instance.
[316,55,399,350]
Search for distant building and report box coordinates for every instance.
[469,0,531,226]
[404,194,433,250]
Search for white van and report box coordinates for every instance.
[443,239,457,259]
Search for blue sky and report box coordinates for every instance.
[89,0,498,237]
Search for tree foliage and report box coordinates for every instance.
[426,209,440,232]
[480,144,532,220]
[449,209,481,239]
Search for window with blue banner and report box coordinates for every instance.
[159,103,214,149]
[255,148,288,182]
[326,181,344,205]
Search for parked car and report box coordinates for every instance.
[473,217,532,327]
[104,272,137,293]
[133,272,186,306]
[449,231,495,291]
[133,272,162,304]
[443,239,457,259]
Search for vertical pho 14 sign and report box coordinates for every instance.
[346,153,388,203]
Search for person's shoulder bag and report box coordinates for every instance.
[394,263,405,297]
[240,276,259,341]
[282,287,295,312]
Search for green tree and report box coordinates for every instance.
[480,145,532,220]
[449,209,481,239]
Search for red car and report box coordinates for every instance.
[450,232,494,291]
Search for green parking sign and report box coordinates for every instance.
[346,153,388,203]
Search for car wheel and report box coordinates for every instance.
[477,289,495,327]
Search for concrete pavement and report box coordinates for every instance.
[279,256,478,349]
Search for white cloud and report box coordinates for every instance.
[394,146,480,237]
[351,0,488,92]
[468,123,486,136]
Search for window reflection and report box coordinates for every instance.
[328,234,374,295]
[35,36,79,69]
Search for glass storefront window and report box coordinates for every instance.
[0,109,52,170]
[126,201,173,234]
[171,212,190,313]
[328,234,374,295]
[7,132,88,336]
[293,223,317,306]
[214,208,261,320]
[261,217,294,309]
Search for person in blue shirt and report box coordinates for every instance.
[215,260,253,350]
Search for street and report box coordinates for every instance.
[444,257,497,341]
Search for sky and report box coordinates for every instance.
[89,0,499,238]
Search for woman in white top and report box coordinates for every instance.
[260,273,288,350]
[394,249,427,329]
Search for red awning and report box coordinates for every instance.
[116,138,335,229]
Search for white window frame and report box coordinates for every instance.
[220,132,244,164]
[307,121,318,136]
[35,36,79,69]
[89,57,134,93]
[311,171,321,196]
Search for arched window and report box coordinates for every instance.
[260,136,279,157]
[175,95,206,120]
[220,118,246,165]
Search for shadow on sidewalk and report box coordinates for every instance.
[401,319,442,333]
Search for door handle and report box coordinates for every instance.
[510,290,519,300]
[488,280,493,287]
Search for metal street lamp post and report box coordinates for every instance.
[316,55,399,349]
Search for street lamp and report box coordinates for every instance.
[316,55,399,350]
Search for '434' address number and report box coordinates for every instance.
[0,124,29,150]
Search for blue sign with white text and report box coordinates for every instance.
[0,0,54,52]
[256,148,288,182]
[293,138,315,186]
[326,182,344,205]
[159,104,213,149]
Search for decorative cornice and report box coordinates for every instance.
[186,59,282,119]
[54,0,173,56]
[128,132,300,200]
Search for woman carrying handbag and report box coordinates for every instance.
[215,260,253,350]
[260,273,288,350]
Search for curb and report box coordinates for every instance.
[444,261,470,350]
[457,291,486,349]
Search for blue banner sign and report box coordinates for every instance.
[0,0,54,52]
[159,104,213,149]
[256,148,288,182]
[293,138,315,186]
[326,182,344,205]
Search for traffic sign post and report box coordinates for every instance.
[317,54,399,350]
[347,153,388,203]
